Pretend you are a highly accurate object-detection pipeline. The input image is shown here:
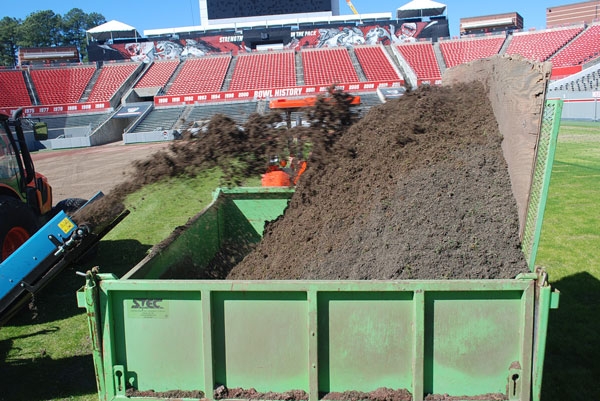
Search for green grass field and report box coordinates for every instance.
[536,120,600,401]
[0,120,598,401]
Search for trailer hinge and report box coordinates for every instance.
[515,272,538,280]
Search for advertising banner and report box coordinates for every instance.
[88,20,449,63]
[154,81,404,106]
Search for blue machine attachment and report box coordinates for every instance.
[0,191,129,326]
[0,211,89,325]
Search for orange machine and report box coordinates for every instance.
[261,157,292,187]
[263,94,360,187]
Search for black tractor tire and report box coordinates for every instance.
[0,196,39,262]
[53,198,88,216]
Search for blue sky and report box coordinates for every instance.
[2,0,580,38]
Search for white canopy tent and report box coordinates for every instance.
[396,0,447,19]
[86,20,141,43]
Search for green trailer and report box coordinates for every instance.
[77,99,562,401]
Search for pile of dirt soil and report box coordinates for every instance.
[76,81,528,281]
[72,110,292,229]
[227,82,529,280]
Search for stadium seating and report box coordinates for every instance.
[505,26,583,62]
[229,51,296,91]
[395,42,441,81]
[550,24,600,67]
[87,62,140,102]
[439,35,505,68]
[0,70,32,107]
[30,65,96,105]
[301,48,359,86]
[135,59,180,88]
[166,56,231,95]
[548,64,600,92]
[353,45,402,81]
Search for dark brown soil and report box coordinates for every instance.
[322,388,412,401]
[125,388,205,399]
[213,386,413,401]
[76,82,527,281]
[424,394,507,401]
[215,386,308,400]
[71,108,291,228]
[228,83,528,280]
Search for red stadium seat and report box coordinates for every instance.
[550,24,600,67]
[88,62,140,102]
[301,48,359,86]
[440,35,505,68]
[506,26,583,62]
[166,56,231,95]
[353,45,402,81]
[0,70,32,107]
[229,51,296,91]
[395,42,441,82]
[30,65,96,105]
[135,60,180,88]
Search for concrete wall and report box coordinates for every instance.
[549,91,600,121]
[123,130,180,144]
[89,116,128,146]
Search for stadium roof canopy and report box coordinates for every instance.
[397,0,447,19]
[86,20,141,42]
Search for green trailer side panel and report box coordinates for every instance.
[424,291,531,397]
[110,291,205,393]
[230,197,292,235]
[212,292,310,392]
[317,292,415,393]
[125,188,294,280]
[83,278,543,401]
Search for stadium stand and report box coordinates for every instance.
[439,35,506,68]
[394,42,441,82]
[505,26,583,62]
[43,113,110,130]
[353,45,403,81]
[87,62,140,102]
[229,51,296,91]
[550,23,600,67]
[0,70,32,107]
[166,56,231,95]
[130,106,185,133]
[134,59,180,89]
[301,48,360,86]
[548,64,600,92]
[186,102,260,123]
[30,65,96,105]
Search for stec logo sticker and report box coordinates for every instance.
[127,298,169,318]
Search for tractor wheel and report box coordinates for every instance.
[53,198,88,215]
[0,196,39,262]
